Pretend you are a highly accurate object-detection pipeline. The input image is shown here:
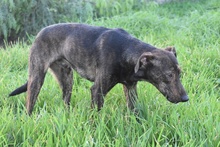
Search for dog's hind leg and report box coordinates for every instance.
[26,59,48,115]
[49,60,73,106]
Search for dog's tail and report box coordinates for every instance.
[9,82,28,97]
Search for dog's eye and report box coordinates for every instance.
[168,73,173,78]
[164,73,173,83]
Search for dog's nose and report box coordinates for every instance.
[181,95,189,102]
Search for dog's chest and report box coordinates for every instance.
[75,65,96,81]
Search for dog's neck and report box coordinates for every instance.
[120,40,157,83]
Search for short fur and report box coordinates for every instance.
[9,23,189,115]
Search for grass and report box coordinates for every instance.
[0,0,220,146]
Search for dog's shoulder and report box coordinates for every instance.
[103,28,131,37]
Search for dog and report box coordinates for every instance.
[9,23,189,115]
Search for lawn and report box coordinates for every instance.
[0,0,219,146]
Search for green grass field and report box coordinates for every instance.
[0,0,220,146]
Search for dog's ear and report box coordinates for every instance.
[134,52,154,73]
[165,46,177,57]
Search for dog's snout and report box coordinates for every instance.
[181,95,189,102]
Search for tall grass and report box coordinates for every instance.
[0,0,220,146]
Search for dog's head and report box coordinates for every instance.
[134,47,189,103]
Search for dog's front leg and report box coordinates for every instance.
[90,85,104,111]
[90,76,117,111]
[123,82,138,111]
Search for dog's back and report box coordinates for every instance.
[32,23,135,81]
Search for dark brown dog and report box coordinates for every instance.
[9,23,189,115]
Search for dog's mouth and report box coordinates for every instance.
[154,83,189,103]
[167,97,179,104]
[166,95,189,103]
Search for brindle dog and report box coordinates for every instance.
[9,23,189,115]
